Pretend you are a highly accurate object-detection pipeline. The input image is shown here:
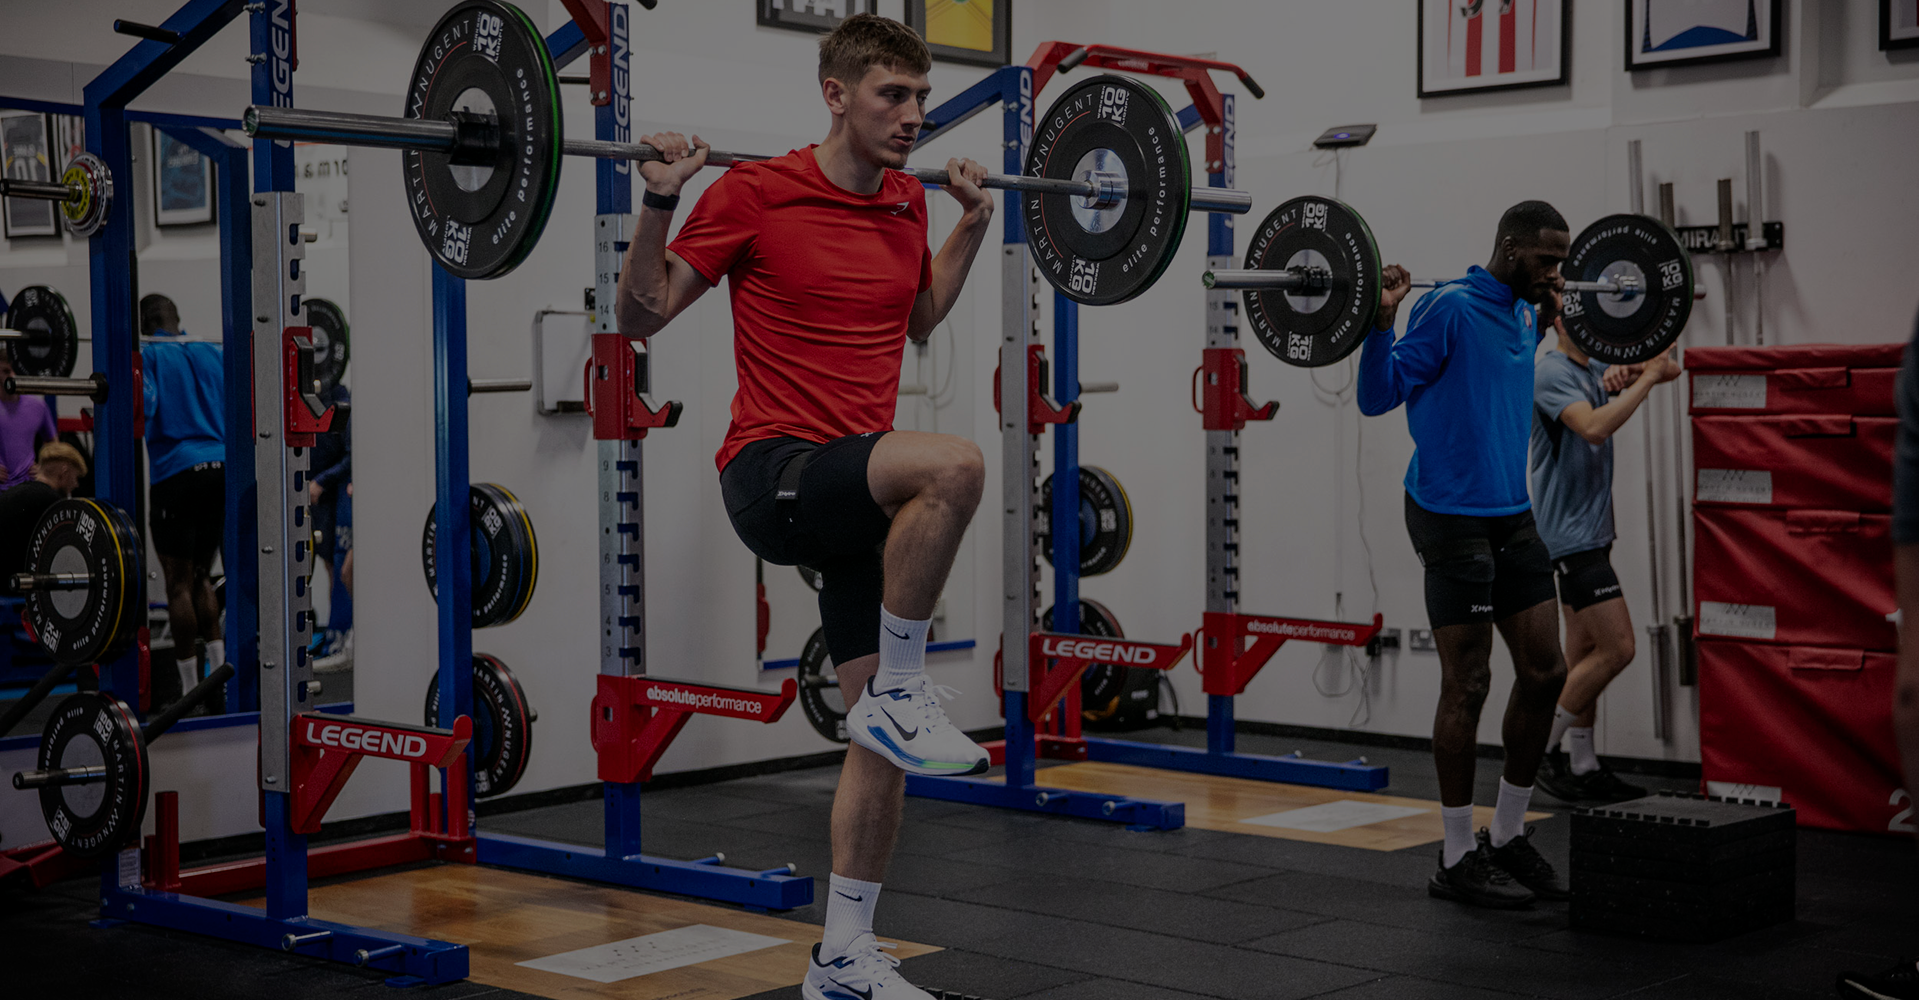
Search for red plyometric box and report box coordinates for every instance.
[1692,507,1896,651]
[1686,343,1903,417]
[1698,638,1907,834]
[1691,415,1893,511]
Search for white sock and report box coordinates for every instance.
[206,639,226,670]
[1490,777,1533,848]
[1568,726,1600,775]
[1548,705,1577,754]
[822,873,881,958]
[176,653,200,696]
[874,606,930,691]
[1441,804,1475,868]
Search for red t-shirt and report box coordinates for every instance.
[669,147,934,472]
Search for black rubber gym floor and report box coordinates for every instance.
[3,726,1908,999]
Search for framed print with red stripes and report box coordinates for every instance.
[1418,0,1569,98]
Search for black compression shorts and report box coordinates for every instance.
[149,462,225,563]
[720,433,892,665]
[1403,493,1557,629]
[1553,545,1623,612]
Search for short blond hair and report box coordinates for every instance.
[818,13,930,86]
[36,440,87,477]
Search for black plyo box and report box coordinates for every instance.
[1570,790,1795,943]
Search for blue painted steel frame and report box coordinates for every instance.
[898,65,1181,831]
[455,8,810,909]
[80,2,468,984]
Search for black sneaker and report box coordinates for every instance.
[1533,750,1585,803]
[1838,959,1919,999]
[1481,826,1570,901]
[1571,764,1646,804]
[1429,841,1535,909]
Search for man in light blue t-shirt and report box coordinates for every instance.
[1528,313,1676,805]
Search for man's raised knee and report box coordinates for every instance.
[935,437,984,506]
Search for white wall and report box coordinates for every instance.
[3,0,1917,846]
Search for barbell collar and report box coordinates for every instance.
[4,373,107,402]
[469,378,533,394]
[12,764,108,790]
[246,106,1255,217]
[9,572,90,592]
[0,177,79,204]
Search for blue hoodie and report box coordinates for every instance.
[141,333,226,483]
[1357,266,1542,517]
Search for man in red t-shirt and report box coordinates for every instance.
[615,15,993,1000]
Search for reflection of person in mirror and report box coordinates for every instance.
[0,350,57,491]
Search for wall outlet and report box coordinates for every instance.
[1409,628,1437,652]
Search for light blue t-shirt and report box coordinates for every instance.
[1529,350,1615,559]
[140,334,225,483]
[1358,266,1543,516]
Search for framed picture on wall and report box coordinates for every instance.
[152,126,215,227]
[1883,0,1919,51]
[904,0,1012,68]
[756,0,875,35]
[1417,0,1569,98]
[1,111,58,238]
[1626,0,1782,70]
[52,115,85,171]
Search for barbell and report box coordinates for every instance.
[1204,196,1703,368]
[239,0,1252,304]
[13,499,145,669]
[0,153,114,237]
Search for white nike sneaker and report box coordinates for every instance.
[802,935,932,1000]
[845,675,989,776]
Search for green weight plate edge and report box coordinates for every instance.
[488,0,563,280]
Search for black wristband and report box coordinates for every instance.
[642,189,681,212]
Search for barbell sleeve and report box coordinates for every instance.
[245,105,1254,215]
[0,177,79,204]
[13,765,109,790]
[9,572,91,592]
[4,374,108,402]
[1205,268,1707,301]
[469,378,533,394]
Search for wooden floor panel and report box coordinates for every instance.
[1030,761,1551,851]
[241,866,936,1000]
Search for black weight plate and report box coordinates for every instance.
[24,499,142,667]
[402,0,563,280]
[1241,197,1383,368]
[425,652,534,797]
[5,285,81,379]
[1040,599,1127,717]
[303,296,351,396]
[1560,213,1695,365]
[37,692,148,858]
[422,483,539,628]
[1039,465,1133,577]
[794,627,847,744]
[1024,75,1191,306]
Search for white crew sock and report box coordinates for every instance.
[206,639,227,670]
[176,653,200,697]
[1548,705,1577,755]
[821,873,882,958]
[874,606,931,692]
[1490,777,1533,848]
[1440,804,1476,868]
[1568,726,1600,776]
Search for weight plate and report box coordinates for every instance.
[59,153,113,238]
[1024,74,1191,306]
[1040,599,1127,720]
[1559,213,1695,365]
[37,692,148,859]
[5,285,81,379]
[1039,465,1133,577]
[421,483,539,628]
[303,296,351,396]
[1241,196,1383,368]
[425,652,534,797]
[402,0,563,280]
[795,627,847,744]
[24,499,142,667]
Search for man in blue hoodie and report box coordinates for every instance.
[1359,201,1572,909]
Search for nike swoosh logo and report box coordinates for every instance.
[835,891,864,902]
[879,705,917,741]
[884,626,910,640]
[830,980,873,1000]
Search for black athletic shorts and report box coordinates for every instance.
[149,462,225,562]
[1553,544,1623,612]
[1403,492,1556,629]
[720,433,892,665]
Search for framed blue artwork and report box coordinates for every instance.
[152,127,214,227]
[1626,0,1781,71]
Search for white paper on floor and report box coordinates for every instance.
[1240,799,1430,833]
[517,923,794,983]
